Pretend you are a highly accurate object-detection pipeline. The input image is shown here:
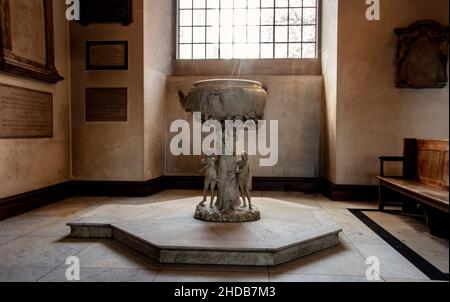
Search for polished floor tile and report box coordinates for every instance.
[0,190,446,283]
[269,243,368,277]
[0,236,91,268]
[364,211,449,273]
[72,240,160,269]
[0,267,54,282]
[269,273,371,282]
[39,267,159,282]
[154,270,269,282]
[352,243,428,280]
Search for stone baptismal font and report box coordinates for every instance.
[67,78,342,267]
[178,79,267,223]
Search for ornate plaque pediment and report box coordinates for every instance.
[395,20,449,89]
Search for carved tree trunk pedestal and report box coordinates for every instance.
[179,79,268,223]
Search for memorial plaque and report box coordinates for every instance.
[86,88,128,122]
[80,0,132,25]
[86,41,128,70]
[0,0,63,83]
[0,84,53,139]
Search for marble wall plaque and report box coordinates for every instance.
[86,88,128,122]
[0,84,53,139]
[86,41,128,70]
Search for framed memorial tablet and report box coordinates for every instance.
[86,88,128,122]
[0,0,63,83]
[0,84,53,139]
[86,41,128,70]
[80,0,132,26]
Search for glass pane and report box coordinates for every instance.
[220,44,233,58]
[221,0,233,8]
[303,8,316,24]
[193,27,206,42]
[206,0,220,8]
[303,0,316,7]
[289,8,302,25]
[290,0,302,7]
[247,43,260,58]
[248,0,260,8]
[234,0,247,8]
[275,43,287,58]
[234,9,247,25]
[275,0,288,7]
[234,44,247,58]
[275,9,288,25]
[247,26,260,43]
[261,0,274,7]
[180,10,192,26]
[261,26,273,42]
[303,25,316,42]
[207,27,219,42]
[248,9,260,25]
[193,10,206,25]
[180,0,192,9]
[260,43,274,58]
[289,26,301,42]
[193,44,206,59]
[288,43,302,58]
[179,27,192,43]
[207,10,219,26]
[221,9,234,25]
[207,0,220,8]
[179,44,192,59]
[206,44,219,58]
[261,9,274,25]
[275,26,287,42]
[193,0,206,8]
[234,26,247,43]
[302,43,315,58]
[220,26,233,42]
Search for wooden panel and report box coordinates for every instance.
[443,152,449,190]
[0,0,63,83]
[417,140,449,190]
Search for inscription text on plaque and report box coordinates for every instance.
[0,84,53,139]
[86,88,128,122]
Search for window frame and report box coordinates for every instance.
[175,0,322,61]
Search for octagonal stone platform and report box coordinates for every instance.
[67,197,342,267]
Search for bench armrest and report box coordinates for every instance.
[378,156,405,177]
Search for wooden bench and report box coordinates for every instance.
[378,139,449,238]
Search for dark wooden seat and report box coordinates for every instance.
[378,139,449,238]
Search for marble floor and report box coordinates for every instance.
[0,190,447,282]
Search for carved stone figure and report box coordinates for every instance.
[179,79,267,223]
[395,20,449,89]
[199,154,218,208]
[237,152,253,210]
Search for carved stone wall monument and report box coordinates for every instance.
[395,20,449,89]
[179,79,267,222]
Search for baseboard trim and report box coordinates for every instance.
[320,178,378,202]
[71,177,166,197]
[1,176,378,221]
[253,177,320,192]
[0,182,72,221]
